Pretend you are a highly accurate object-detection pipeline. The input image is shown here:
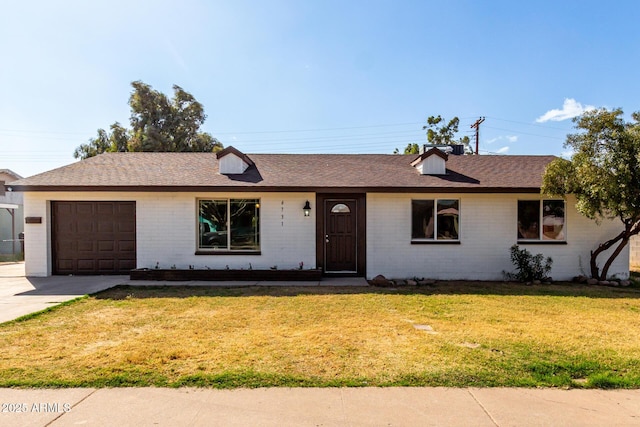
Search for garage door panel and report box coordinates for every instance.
[56,259,74,273]
[118,222,136,233]
[77,240,94,252]
[52,201,136,275]
[56,203,73,216]
[98,259,115,271]
[57,240,74,251]
[119,240,136,252]
[98,221,115,233]
[118,259,137,271]
[54,222,73,234]
[77,220,94,233]
[54,207,75,233]
[76,203,95,216]
[97,203,115,215]
[98,240,115,252]
[118,203,135,215]
[77,259,96,271]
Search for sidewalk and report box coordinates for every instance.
[1,387,639,426]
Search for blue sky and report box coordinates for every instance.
[2,0,639,178]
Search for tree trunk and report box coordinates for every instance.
[590,220,640,280]
[590,230,626,280]
[600,237,630,281]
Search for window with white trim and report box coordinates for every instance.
[517,200,566,241]
[198,199,260,251]
[411,199,460,241]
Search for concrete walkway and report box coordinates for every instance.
[0,263,128,323]
[0,387,639,426]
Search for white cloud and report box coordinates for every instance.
[487,135,518,144]
[496,146,510,154]
[536,98,596,123]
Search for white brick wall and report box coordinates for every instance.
[23,193,51,276]
[366,193,629,281]
[23,191,630,280]
[23,192,316,276]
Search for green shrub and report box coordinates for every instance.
[503,244,553,282]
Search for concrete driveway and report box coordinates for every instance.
[0,263,128,323]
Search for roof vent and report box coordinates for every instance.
[411,148,448,175]
[422,144,465,155]
[216,146,254,174]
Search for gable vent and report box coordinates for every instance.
[216,146,254,174]
[411,147,448,175]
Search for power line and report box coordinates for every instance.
[0,134,88,142]
[484,116,572,131]
[0,128,92,136]
[222,129,423,144]
[214,121,424,135]
[483,125,566,141]
[0,115,574,139]
[0,115,573,160]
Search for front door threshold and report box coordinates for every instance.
[323,271,361,277]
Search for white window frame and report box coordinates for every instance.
[197,198,261,252]
[517,199,566,242]
[411,199,460,242]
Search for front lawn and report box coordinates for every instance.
[1,282,640,388]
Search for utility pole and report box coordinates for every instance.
[470,117,485,155]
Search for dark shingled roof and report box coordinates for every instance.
[8,152,556,193]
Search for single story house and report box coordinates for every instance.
[0,169,24,256]
[7,146,629,280]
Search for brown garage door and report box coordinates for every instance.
[52,201,136,275]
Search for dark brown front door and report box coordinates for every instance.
[52,201,136,275]
[324,199,357,272]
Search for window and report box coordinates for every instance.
[331,203,351,213]
[412,199,459,241]
[517,200,565,241]
[198,199,260,251]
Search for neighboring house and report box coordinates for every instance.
[7,147,629,280]
[631,235,640,268]
[0,169,24,256]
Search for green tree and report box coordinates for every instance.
[393,143,420,154]
[541,108,640,280]
[73,122,128,159]
[393,116,473,154]
[73,81,222,159]
[423,115,471,152]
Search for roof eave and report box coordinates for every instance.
[9,185,543,194]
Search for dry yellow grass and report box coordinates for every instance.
[1,283,640,388]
